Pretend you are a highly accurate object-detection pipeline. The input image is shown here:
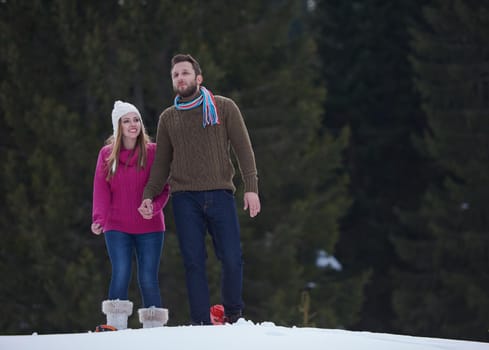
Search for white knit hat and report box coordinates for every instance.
[111,100,141,138]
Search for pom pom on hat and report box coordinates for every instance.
[111,100,141,138]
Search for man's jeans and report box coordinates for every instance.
[105,231,164,308]
[172,190,244,325]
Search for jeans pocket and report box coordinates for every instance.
[221,189,235,199]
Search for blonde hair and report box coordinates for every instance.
[104,117,151,180]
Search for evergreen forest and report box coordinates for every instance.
[1,0,488,342]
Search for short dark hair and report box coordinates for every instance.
[171,54,202,76]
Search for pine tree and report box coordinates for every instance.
[313,0,430,332]
[392,0,489,341]
[0,1,107,333]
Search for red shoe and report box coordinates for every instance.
[95,324,117,332]
[210,304,225,325]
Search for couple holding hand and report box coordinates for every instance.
[91,54,260,330]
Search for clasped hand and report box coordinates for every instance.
[138,198,153,219]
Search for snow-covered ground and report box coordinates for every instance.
[1,319,488,350]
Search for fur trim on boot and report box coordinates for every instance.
[138,307,169,328]
[102,299,133,330]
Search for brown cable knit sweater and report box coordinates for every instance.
[143,94,258,199]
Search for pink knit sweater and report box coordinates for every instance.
[92,143,169,234]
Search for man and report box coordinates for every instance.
[139,54,260,325]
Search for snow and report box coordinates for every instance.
[316,249,342,270]
[1,319,487,350]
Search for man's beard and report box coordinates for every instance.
[175,81,199,98]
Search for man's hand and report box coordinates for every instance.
[243,192,261,218]
[138,198,153,219]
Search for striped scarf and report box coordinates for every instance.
[174,86,220,128]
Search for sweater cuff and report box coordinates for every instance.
[143,188,154,200]
[243,175,259,194]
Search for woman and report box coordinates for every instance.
[92,100,170,330]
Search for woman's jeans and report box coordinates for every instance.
[172,190,244,325]
[104,231,164,308]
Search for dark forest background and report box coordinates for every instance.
[1,0,488,342]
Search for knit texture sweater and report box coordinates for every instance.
[92,143,170,234]
[143,94,258,199]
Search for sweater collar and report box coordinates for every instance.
[119,147,139,167]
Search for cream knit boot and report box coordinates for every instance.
[138,307,169,328]
[102,300,133,330]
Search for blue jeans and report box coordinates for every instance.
[172,190,244,325]
[104,231,164,308]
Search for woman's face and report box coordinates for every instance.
[120,112,141,140]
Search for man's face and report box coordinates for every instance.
[171,61,202,97]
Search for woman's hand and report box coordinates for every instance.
[138,199,153,219]
[91,223,103,235]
